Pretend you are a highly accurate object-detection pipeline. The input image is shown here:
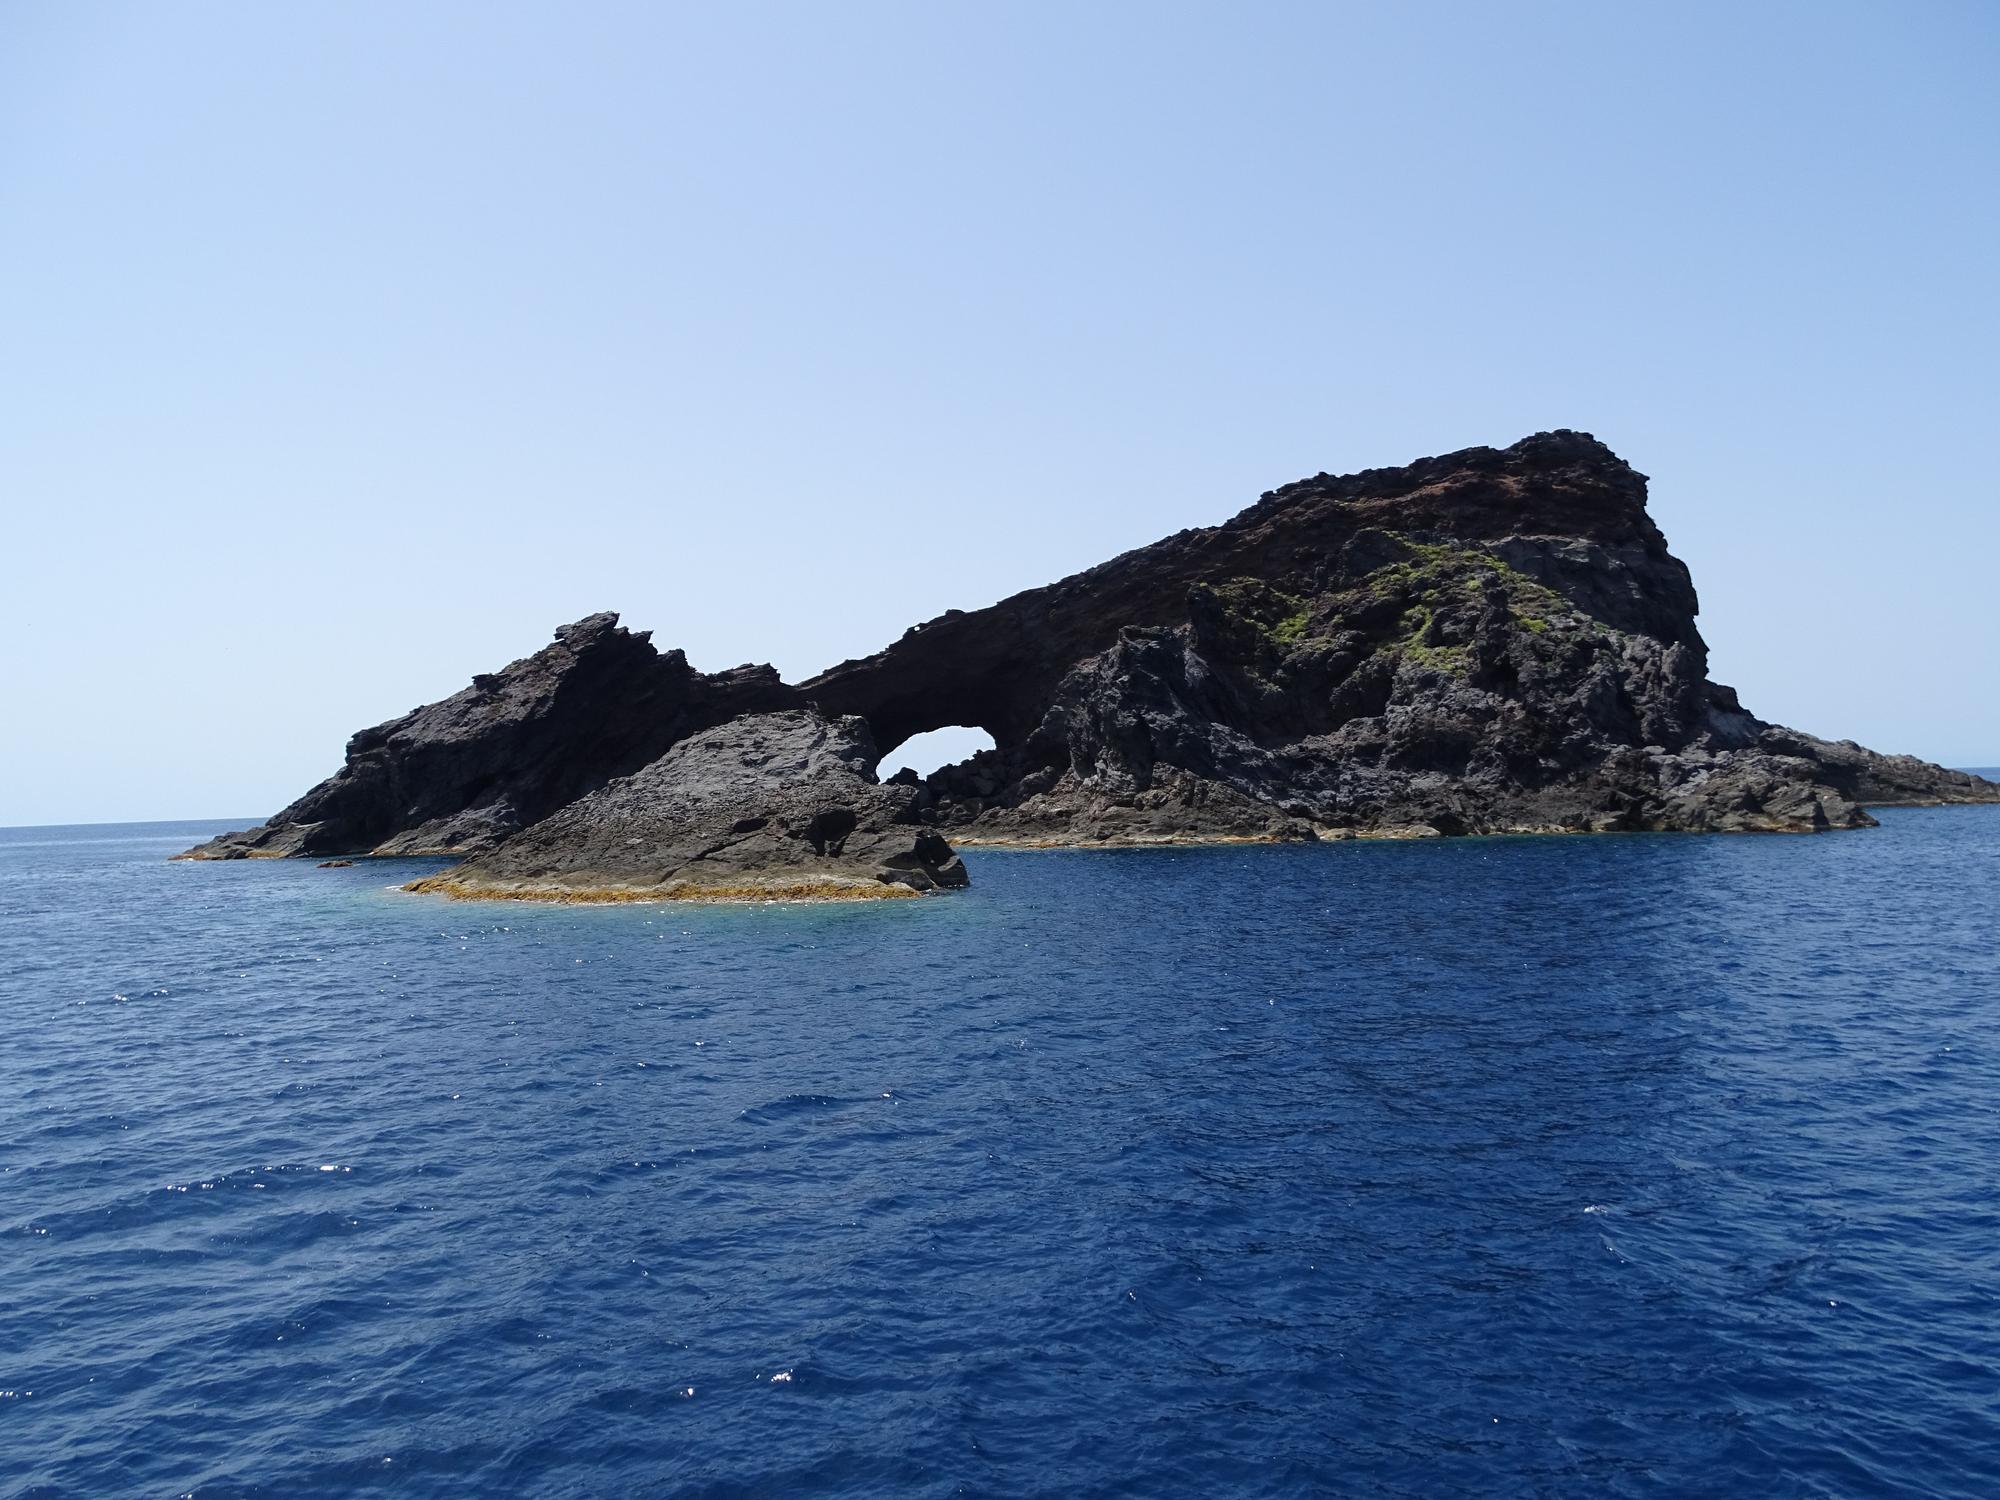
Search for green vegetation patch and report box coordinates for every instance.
[1400,640,1472,674]
[1388,600,1471,677]
[1349,534,1581,679]
[1209,577,1314,647]
[1361,533,1570,635]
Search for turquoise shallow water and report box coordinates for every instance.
[3,805,1999,1498]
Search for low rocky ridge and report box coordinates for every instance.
[404,710,967,901]
[179,613,798,860]
[181,431,1998,894]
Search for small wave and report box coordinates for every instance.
[736,1094,858,1125]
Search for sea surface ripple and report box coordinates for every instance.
[3,806,1999,1498]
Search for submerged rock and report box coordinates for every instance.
[404,710,967,902]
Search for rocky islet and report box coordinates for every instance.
[180,432,2000,898]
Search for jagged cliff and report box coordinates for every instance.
[180,432,1997,890]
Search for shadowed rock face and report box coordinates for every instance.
[178,613,798,860]
[405,710,967,901]
[181,430,1998,879]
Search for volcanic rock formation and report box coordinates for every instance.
[405,710,967,902]
[180,431,1998,894]
[179,612,798,860]
[808,430,1996,840]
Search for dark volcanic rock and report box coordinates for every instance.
[182,431,1997,874]
[1746,722,2000,807]
[808,431,1689,751]
[807,432,1999,840]
[405,710,967,901]
[178,613,798,860]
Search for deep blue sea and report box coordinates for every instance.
[5,801,2000,1499]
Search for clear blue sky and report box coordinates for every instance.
[2,1,1995,825]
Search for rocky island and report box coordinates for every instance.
[180,432,1999,899]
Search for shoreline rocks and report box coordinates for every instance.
[403,710,967,904]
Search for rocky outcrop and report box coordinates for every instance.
[810,431,1998,840]
[404,710,967,901]
[1746,725,2000,808]
[178,613,797,859]
[181,431,1997,883]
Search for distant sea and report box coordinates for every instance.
[4,800,1999,1498]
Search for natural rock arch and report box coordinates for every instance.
[877,725,998,782]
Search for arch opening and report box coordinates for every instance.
[877,725,996,782]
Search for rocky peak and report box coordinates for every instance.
[179,613,798,860]
[803,431,1690,754]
